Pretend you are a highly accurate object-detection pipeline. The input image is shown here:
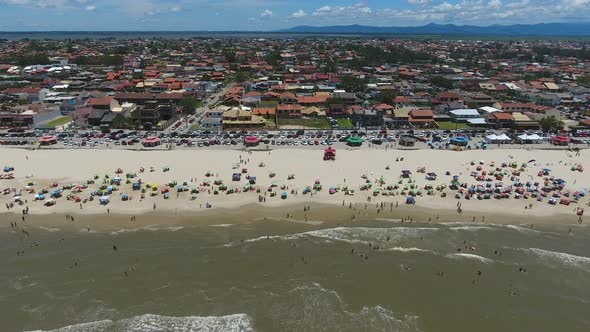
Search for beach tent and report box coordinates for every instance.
[450,136,469,146]
[426,172,438,180]
[517,134,543,142]
[243,136,261,147]
[346,136,364,147]
[38,135,57,145]
[142,137,161,147]
[486,133,511,143]
[401,170,412,178]
[232,173,241,181]
[406,196,416,204]
[99,195,110,205]
[323,147,336,160]
[551,135,570,146]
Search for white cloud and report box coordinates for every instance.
[302,0,590,25]
[260,9,273,18]
[289,9,306,18]
[312,3,372,17]
[84,4,95,11]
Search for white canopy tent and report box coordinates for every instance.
[486,133,511,142]
[517,134,543,142]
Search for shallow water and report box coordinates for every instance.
[1,219,589,331]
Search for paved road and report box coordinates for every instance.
[161,84,233,134]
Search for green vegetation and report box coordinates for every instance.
[377,89,397,105]
[539,115,564,131]
[345,45,436,69]
[532,46,590,60]
[436,121,469,130]
[259,100,278,108]
[278,117,332,129]
[14,53,51,66]
[264,118,277,128]
[73,54,124,66]
[265,51,282,67]
[337,118,354,129]
[234,71,251,83]
[577,75,590,87]
[467,101,479,109]
[180,95,201,114]
[111,115,135,129]
[430,76,454,89]
[190,124,201,130]
[41,116,72,128]
[340,75,367,92]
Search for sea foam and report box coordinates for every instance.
[445,253,494,264]
[245,226,440,246]
[26,313,255,332]
[523,248,590,271]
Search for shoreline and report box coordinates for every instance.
[1,201,581,232]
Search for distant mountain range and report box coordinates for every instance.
[277,23,590,36]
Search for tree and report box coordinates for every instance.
[539,115,564,132]
[201,73,211,81]
[430,76,453,89]
[180,95,198,115]
[325,97,343,106]
[265,51,282,67]
[234,71,251,83]
[577,76,590,87]
[378,89,397,105]
[467,101,479,109]
[340,75,367,92]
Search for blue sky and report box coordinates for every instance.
[0,0,589,31]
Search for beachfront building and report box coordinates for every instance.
[222,106,266,130]
[276,104,303,118]
[389,109,410,129]
[449,109,487,126]
[408,109,435,128]
[0,109,35,128]
[351,108,384,128]
[200,110,224,130]
[487,112,514,129]
[511,112,540,130]
[132,101,180,129]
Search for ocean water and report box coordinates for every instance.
[1,218,589,331]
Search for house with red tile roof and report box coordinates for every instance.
[409,109,435,128]
[277,104,303,118]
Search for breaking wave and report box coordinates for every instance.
[244,226,440,247]
[275,282,421,332]
[445,253,494,264]
[26,313,255,332]
[523,248,590,272]
[111,226,183,235]
[385,247,434,253]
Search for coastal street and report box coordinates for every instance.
[1,127,585,152]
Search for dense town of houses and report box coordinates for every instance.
[0,37,589,132]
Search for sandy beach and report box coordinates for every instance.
[1,147,589,227]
